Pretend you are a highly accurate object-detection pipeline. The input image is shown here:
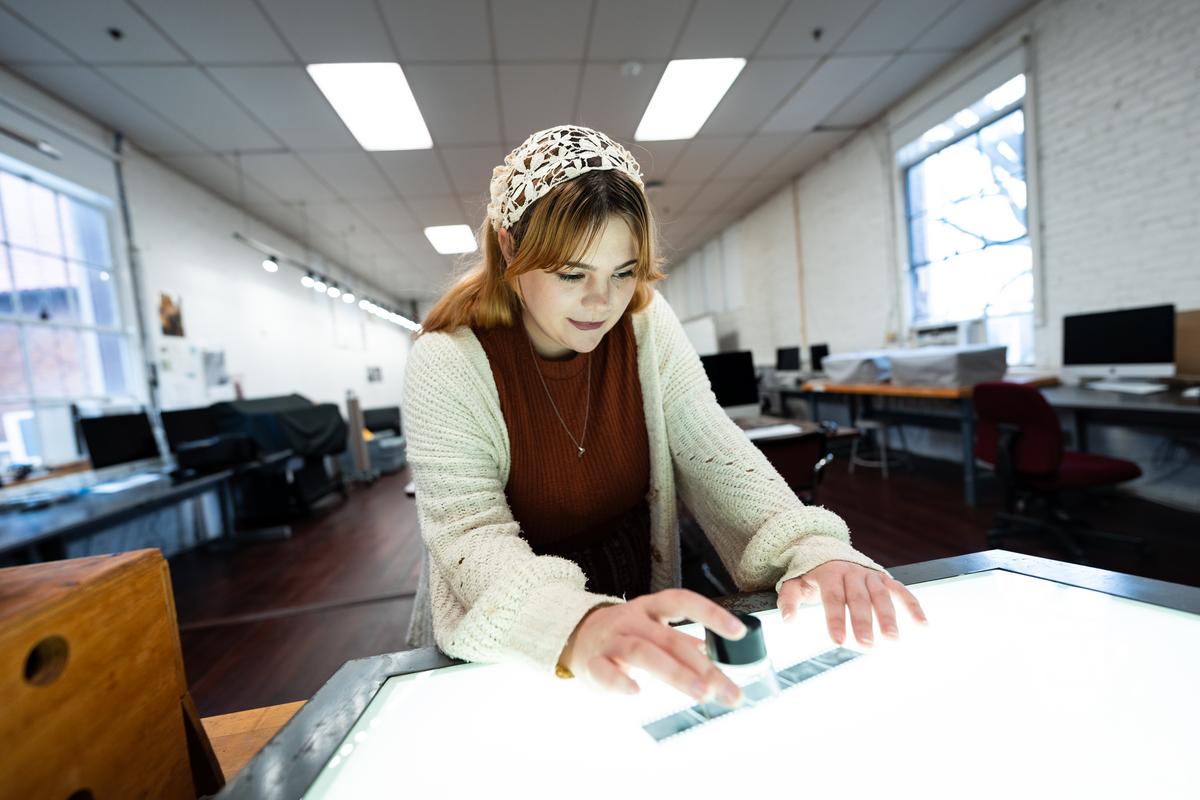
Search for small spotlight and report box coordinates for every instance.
[313,278,328,292]
[301,274,315,288]
[342,292,355,303]
[262,256,279,273]
[99,271,111,282]
[327,285,342,298]
[358,299,369,309]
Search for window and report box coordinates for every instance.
[901,75,1034,365]
[0,168,134,467]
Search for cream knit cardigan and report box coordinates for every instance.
[402,290,884,672]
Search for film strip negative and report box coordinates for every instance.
[642,647,861,743]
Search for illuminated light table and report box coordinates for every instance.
[215,551,1200,799]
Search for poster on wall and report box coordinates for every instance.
[159,292,185,337]
[203,350,229,388]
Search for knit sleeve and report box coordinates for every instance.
[403,331,623,671]
[647,293,886,592]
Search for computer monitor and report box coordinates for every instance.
[699,351,760,419]
[1062,304,1175,380]
[810,343,830,373]
[775,347,801,372]
[161,407,220,452]
[79,412,159,469]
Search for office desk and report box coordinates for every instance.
[791,376,1058,506]
[212,550,1200,799]
[0,451,293,562]
[1042,385,1200,451]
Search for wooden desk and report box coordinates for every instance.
[201,702,306,781]
[792,376,1058,506]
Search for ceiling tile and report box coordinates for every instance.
[498,63,581,143]
[256,0,394,62]
[701,58,819,136]
[492,0,591,62]
[647,181,702,220]
[99,65,280,151]
[378,0,490,62]
[0,7,74,62]
[12,64,203,154]
[588,0,690,60]
[838,0,961,54]
[300,152,397,201]
[371,150,454,197]
[674,0,789,58]
[207,66,358,150]
[911,0,1035,50]
[161,153,244,203]
[626,139,687,183]
[404,64,503,146]
[352,200,421,234]
[3,0,186,63]
[735,177,790,213]
[458,194,490,227]
[244,202,304,239]
[132,0,293,63]
[667,137,746,183]
[440,145,506,196]
[686,179,755,214]
[713,133,801,179]
[823,52,955,128]
[761,55,890,133]
[407,195,467,227]
[770,130,853,177]
[577,60,667,142]
[239,152,336,202]
[758,0,875,57]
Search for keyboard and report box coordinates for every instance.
[1085,380,1168,395]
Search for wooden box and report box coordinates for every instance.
[0,549,221,799]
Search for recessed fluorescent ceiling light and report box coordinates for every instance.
[306,63,432,151]
[635,58,746,141]
[424,224,477,254]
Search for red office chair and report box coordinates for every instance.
[973,381,1145,562]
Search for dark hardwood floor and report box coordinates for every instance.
[170,457,1200,717]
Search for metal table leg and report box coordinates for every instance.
[962,398,977,506]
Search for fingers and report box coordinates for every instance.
[650,626,742,705]
[777,578,816,622]
[645,589,746,640]
[587,655,639,695]
[867,572,899,639]
[892,579,928,624]
[610,635,738,705]
[821,579,847,645]
[845,574,874,646]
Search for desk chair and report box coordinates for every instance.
[974,381,1144,562]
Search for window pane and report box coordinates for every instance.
[0,247,14,316]
[26,326,86,398]
[0,322,28,397]
[0,401,39,467]
[0,171,63,255]
[70,261,117,327]
[60,195,113,267]
[97,331,128,396]
[10,248,78,322]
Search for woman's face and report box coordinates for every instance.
[513,217,639,359]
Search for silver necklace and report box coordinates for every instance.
[526,333,591,458]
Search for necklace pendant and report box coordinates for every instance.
[577,446,585,458]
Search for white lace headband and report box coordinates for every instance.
[486,125,645,232]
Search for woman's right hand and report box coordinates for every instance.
[559,589,748,707]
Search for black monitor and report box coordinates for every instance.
[363,407,402,435]
[161,407,220,452]
[776,347,801,371]
[699,351,759,410]
[1062,304,1175,380]
[79,412,159,469]
[810,343,830,372]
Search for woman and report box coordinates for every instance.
[404,125,925,708]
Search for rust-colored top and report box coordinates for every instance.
[474,314,652,598]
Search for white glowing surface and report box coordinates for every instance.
[303,571,1200,799]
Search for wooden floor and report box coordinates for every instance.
[170,456,1200,718]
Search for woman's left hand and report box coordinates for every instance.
[778,561,927,646]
